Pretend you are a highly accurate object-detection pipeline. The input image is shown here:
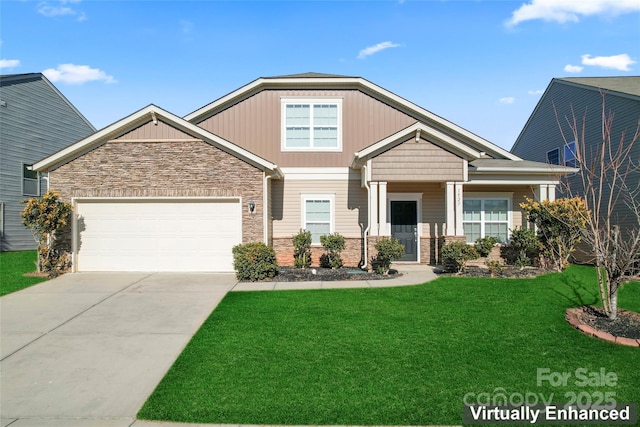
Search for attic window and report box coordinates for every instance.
[282,99,342,152]
[546,148,560,165]
[564,141,577,168]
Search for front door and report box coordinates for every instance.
[391,200,418,262]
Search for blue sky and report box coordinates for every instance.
[1,0,639,150]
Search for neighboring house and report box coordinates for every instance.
[511,76,640,242]
[0,73,96,251]
[32,73,574,272]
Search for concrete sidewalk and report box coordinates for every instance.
[1,265,439,427]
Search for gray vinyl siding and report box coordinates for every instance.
[0,74,94,251]
[511,79,640,234]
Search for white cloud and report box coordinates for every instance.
[38,1,87,22]
[564,64,584,73]
[0,59,21,69]
[528,89,544,95]
[358,41,400,59]
[499,97,515,104]
[42,64,116,84]
[506,0,640,27]
[581,53,636,71]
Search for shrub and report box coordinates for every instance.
[292,229,312,268]
[475,236,498,257]
[373,237,405,274]
[441,241,479,273]
[232,242,278,281]
[21,190,72,276]
[485,260,505,277]
[520,197,587,271]
[320,233,345,269]
[501,227,540,268]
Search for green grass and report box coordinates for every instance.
[138,265,640,425]
[0,251,47,296]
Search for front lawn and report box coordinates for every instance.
[138,265,640,425]
[0,251,47,296]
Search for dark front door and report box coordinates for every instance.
[391,200,418,262]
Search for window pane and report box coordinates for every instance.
[486,223,508,243]
[313,104,337,126]
[23,165,38,179]
[306,200,330,221]
[286,104,310,126]
[286,127,310,147]
[485,200,508,221]
[463,200,481,221]
[306,223,330,244]
[546,149,560,165]
[313,127,338,147]
[564,142,577,168]
[463,223,481,243]
[23,178,38,196]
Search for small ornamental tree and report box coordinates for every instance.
[320,233,345,269]
[292,229,312,268]
[520,197,587,272]
[373,237,405,274]
[21,190,72,275]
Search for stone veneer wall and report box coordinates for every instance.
[273,237,363,267]
[49,140,265,244]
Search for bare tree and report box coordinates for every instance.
[555,92,640,320]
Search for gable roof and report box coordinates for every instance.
[510,76,640,154]
[32,104,282,177]
[558,76,640,98]
[184,73,520,161]
[0,73,96,132]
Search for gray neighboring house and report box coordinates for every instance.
[511,76,640,239]
[0,73,95,251]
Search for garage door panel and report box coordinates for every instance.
[76,200,242,272]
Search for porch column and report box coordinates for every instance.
[455,182,464,236]
[547,184,556,201]
[538,184,548,202]
[446,182,455,236]
[379,182,388,235]
[370,182,379,236]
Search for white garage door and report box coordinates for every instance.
[76,199,242,272]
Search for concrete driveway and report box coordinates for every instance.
[0,272,236,426]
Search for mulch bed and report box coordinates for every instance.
[579,306,640,340]
[275,267,399,281]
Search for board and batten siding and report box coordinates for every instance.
[0,74,95,251]
[372,137,464,182]
[271,177,367,239]
[512,80,640,235]
[197,89,417,167]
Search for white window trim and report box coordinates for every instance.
[281,98,343,152]
[301,193,335,246]
[462,192,513,243]
[22,164,39,197]
[546,147,560,165]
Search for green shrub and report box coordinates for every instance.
[501,227,540,267]
[373,237,405,274]
[475,236,498,257]
[292,229,312,268]
[485,259,505,277]
[232,242,278,281]
[320,233,345,269]
[441,241,479,273]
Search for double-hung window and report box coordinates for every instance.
[546,148,560,165]
[282,99,342,151]
[463,198,510,243]
[564,141,577,168]
[302,194,334,244]
[22,164,39,196]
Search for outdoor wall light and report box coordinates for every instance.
[248,200,256,214]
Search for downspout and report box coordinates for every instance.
[263,173,272,245]
[361,164,370,270]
